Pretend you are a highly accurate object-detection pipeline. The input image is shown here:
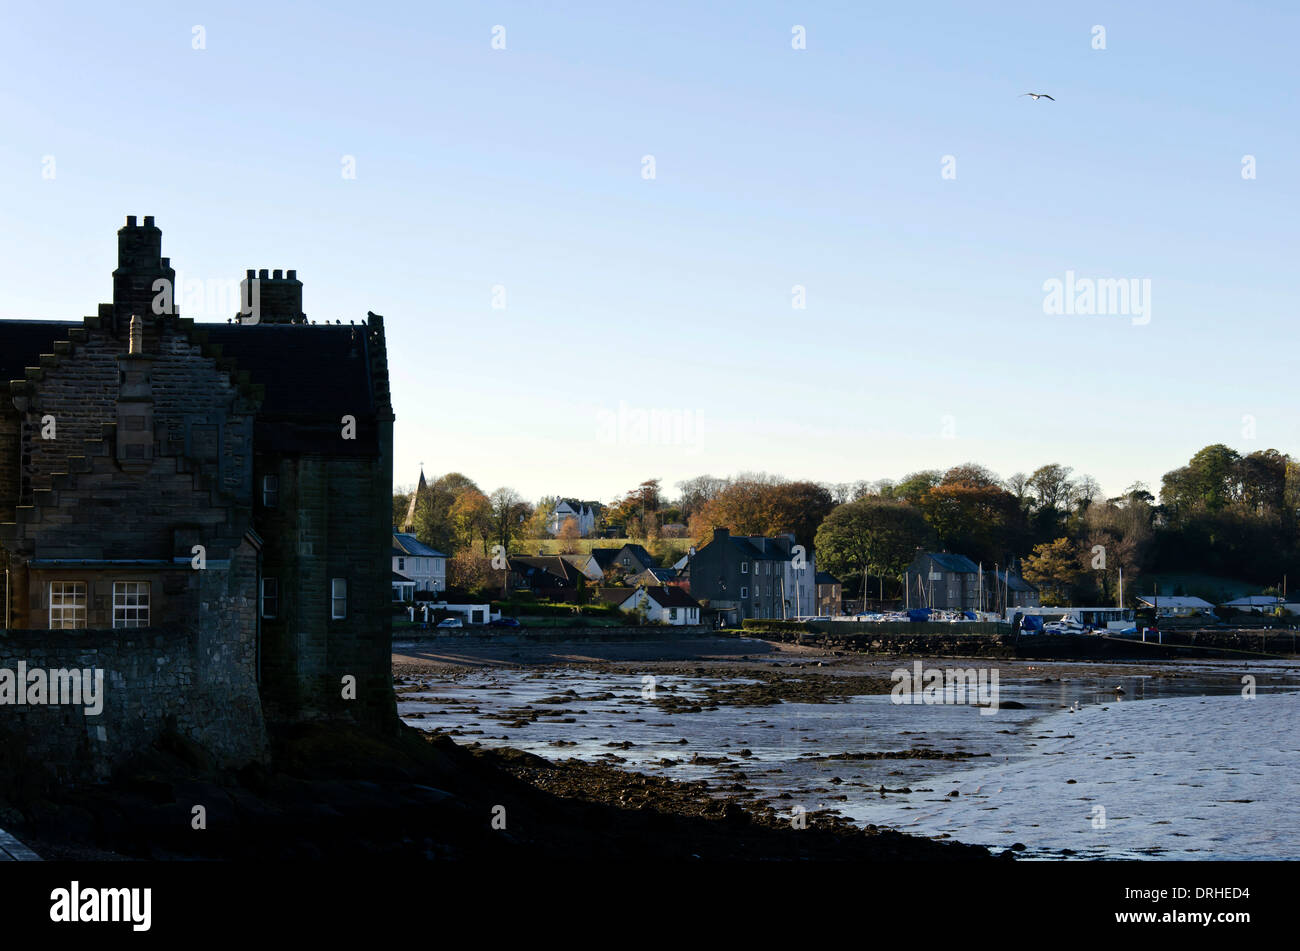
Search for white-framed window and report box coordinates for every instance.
[398,557,405,571]
[741,562,748,574]
[740,586,748,599]
[261,578,279,619]
[49,581,87,629]
[765,562,770,575]
[670,607,678,620]
[262,474,279,508]
[331,578,347,619]
[113,581,150,628]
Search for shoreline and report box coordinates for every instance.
[394,635,1300,859]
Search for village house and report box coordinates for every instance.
[548,498,600,537]
[814,571,842,617]
[1135,594,1214,618]
[392,531,446,595]
[684,528,814,625]
[0,216,394,782]
[618,586,701,625]
[506,555,585,596]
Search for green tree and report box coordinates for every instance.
[813,498,932,598]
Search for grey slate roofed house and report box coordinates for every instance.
[685,527,814,625]
[392,531,447,595]
[986,568,1040,609]
[507,555,584,593]
[905,551,982,611]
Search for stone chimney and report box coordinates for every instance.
[116,315,155,471]
[237,268,306,325]
[112,216,176,334]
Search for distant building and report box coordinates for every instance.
[392,532,447,594]
[1136,594,1214,617]
[549,499,600,537]
[604,585,701,625]
[583,544,658,580]
[986,568,1040,610]
[402,469,429,533]
[685,528,815,625]
[814,571,842,616]
[507,555,585,595]
[904,552,1038,612]
[905,552,982,611]
[628,566,676,587]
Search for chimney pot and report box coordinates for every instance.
[246,269,256,280]
[126,215,137,226]
[143,215,154,227]
[258,269,269,280]
[286,269,296,280]
[272,269,282,280]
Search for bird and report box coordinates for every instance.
[1021,93,1055,101]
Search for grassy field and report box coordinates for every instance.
[511,538,633,555]
[512,537,692,561]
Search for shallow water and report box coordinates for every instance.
[398,660,1300,860]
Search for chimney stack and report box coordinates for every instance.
[112,215,175,331]
[238,268,305,325]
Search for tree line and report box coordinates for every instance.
[395,445,1300,603]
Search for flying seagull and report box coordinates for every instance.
[1021,92,1055,101]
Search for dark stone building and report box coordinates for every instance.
[0,217,395,782]
[684,528,789,624]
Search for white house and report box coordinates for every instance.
[1220,595,1300,615]
[549,499,598,537]
[1135,594,1214,617]
[392,532,447,594]
[617,586,702,626]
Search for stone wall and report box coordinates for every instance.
[255,453,394,729]
[0,620,268,786]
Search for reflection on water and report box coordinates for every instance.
[399,660,1300,860]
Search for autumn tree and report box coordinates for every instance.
[1022,538,1085,605]
[557,518,581,554]
[450,488,494,555]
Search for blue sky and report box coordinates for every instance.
[2,1,1296,503]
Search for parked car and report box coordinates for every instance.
[436,618,463,628]
[488,617,521,628]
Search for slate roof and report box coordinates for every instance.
[815,571,840,585]
[393,533,447,558]
[508,556,583,586]
[588,548,622,569]
[642,586,700,609]
[922,552,981,573]
[0,319,380,453]
[1135,595,1214,609]
[987,569,1037,593]
[619,544,657,568]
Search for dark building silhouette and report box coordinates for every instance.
[0,217,395,780]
